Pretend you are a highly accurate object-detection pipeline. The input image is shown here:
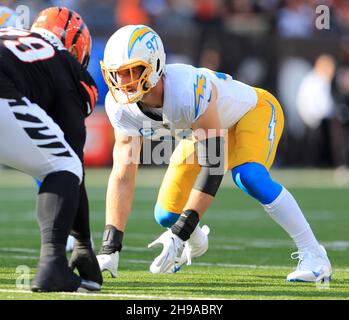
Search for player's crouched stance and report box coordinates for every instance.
[0,7,102,292]
[97,24,331,282]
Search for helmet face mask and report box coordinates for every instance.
[101,25,166,104]
[31,7,92,68]
[101,59,153,104]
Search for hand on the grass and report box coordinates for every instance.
[148,229,185,273]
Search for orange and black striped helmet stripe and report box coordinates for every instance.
[31,6,91,67]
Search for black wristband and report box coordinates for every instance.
[98,225,124,254]
[171,209,200,241]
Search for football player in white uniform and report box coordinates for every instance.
[97,25,332,282]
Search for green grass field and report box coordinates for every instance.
[0,167,348,300]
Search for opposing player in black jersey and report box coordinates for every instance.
[0,7,102,292]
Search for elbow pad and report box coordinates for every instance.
[193,136,225,196]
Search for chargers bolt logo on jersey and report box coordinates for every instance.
[193,74,206,119]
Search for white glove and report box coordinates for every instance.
[96,252,119,278]
[148,229,186,274]
[177,224,210,267]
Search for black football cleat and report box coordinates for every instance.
[69,244,103,286]
[31,255,82,292]
[77,279,101,292]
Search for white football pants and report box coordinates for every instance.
[0,97,82,183]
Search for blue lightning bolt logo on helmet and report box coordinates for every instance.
[128,26,154,57]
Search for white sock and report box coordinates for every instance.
[263,187,320,251]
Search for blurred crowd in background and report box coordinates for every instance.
[2,0,349,177]
[5,0,348,37]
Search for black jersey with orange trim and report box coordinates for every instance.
[0,28,97,118]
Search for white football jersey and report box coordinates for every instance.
[105,63,258,140]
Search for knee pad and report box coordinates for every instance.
[232,162,282,204]
[154,203,180,228]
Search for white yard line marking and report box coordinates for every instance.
[3,237,349,254]
[0,248,38,253]
[1,252,349,272]
[0,288,221,300]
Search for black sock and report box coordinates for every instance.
[70,180,91,241]
[40,243,66,258]
[37,171,80,245]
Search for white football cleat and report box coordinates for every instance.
[287,245,332,282]
[97,252,119,278]
[176,224,210,268]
